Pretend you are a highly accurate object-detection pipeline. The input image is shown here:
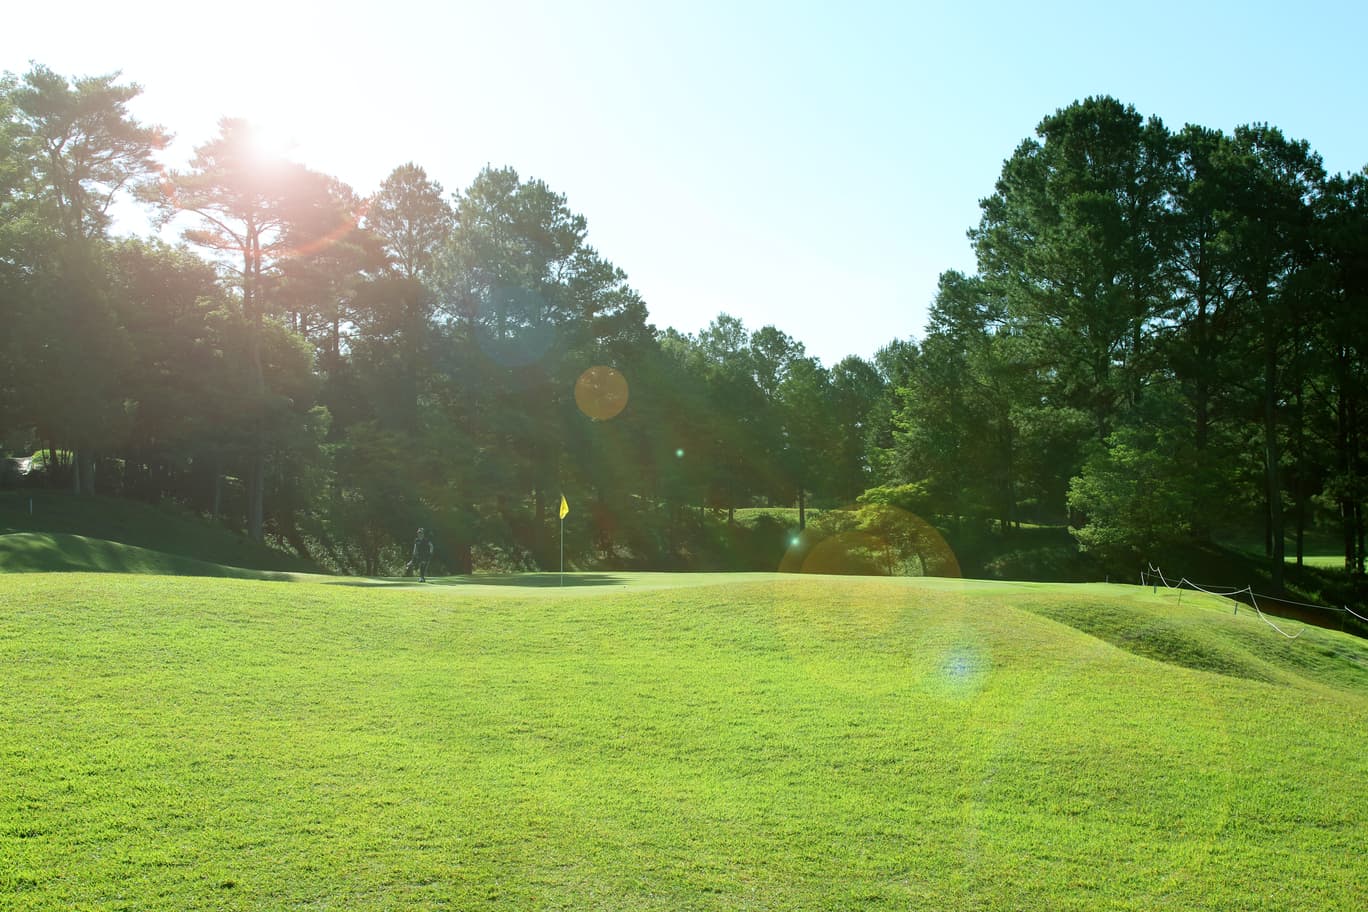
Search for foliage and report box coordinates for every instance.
[10,64,167,242]
[2,62,1366,585]
[1068,425,1196,563]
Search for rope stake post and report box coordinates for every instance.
[1145,561,1312,639]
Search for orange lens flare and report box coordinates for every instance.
[574,366,629,421]
[779,506,960,579]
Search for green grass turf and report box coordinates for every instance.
[0,492,318,574]
[1217,526,1348,568]
[0,533,304,579]
[1294,554,1345,569]
[730,507,807,522]
[2,573,1366,910]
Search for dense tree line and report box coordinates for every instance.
[894,97,1368,582]
[2,67,1365,583]
[0,65,886,574]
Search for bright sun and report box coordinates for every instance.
[239,121,298,164]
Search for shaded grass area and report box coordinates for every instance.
[331,572,803,595]
[1218,525,1349,567]
[2,574,1366,910]
[0,532,295,580]
[1141,540,1368,636]
[0,491,318,574]
[1014,583,1368,692]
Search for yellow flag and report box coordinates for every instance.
[559,494,570,520]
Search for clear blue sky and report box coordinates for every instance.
[6,0,1366,367]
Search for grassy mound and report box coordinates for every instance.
[0,491,319,575]
[2,573,1365,910]
[1013,582,1368,690]
[0,532,298,580]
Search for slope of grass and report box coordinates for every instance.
[0,491,319,574]
[1011,581,1368,692]
[2,573,1366,910]
[0,532,300,580]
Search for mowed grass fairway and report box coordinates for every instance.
[2,573,1367,910]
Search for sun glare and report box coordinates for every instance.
[239,122,298,164]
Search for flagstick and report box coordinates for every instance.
[560,514,564,587]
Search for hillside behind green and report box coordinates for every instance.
[0,492,320,575]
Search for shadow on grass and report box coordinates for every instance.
[0,491,321,574]
[0,532,299,581]
[330,573,630,589]
[0,535,622,590]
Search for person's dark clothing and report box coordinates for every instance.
[411,534,434,582]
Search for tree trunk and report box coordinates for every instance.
[1295,497,1305,568]
[1264,501,1272,559]
[283,512,313,562]
[1263,330,1284,590]
[453,540,473,575]
[246,227,266,543]
[1002,422,1016,536]
[1291,319,1309,569]
[81,451,95,497]
[1356,500,1366,577]
[211,452,223,520]
[1192,310,1211,540]
[1293,382,1305,569]
[1333,347,1360,574]
[331,314,342,372]
[69,447,95,495]
[1334,349,1353,571]
[248,446,265,543]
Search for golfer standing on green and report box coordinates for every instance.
[408,527,434,582]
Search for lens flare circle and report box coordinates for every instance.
[933,643,988,699]
[777,506,961,579]
[574,366,630,421]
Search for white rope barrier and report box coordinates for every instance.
[1146,564,1181,590]
[1181,579,1249,597]
[1246,590,1307,640]
[1245,591,1357,613]
[1139,562,1368,640]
